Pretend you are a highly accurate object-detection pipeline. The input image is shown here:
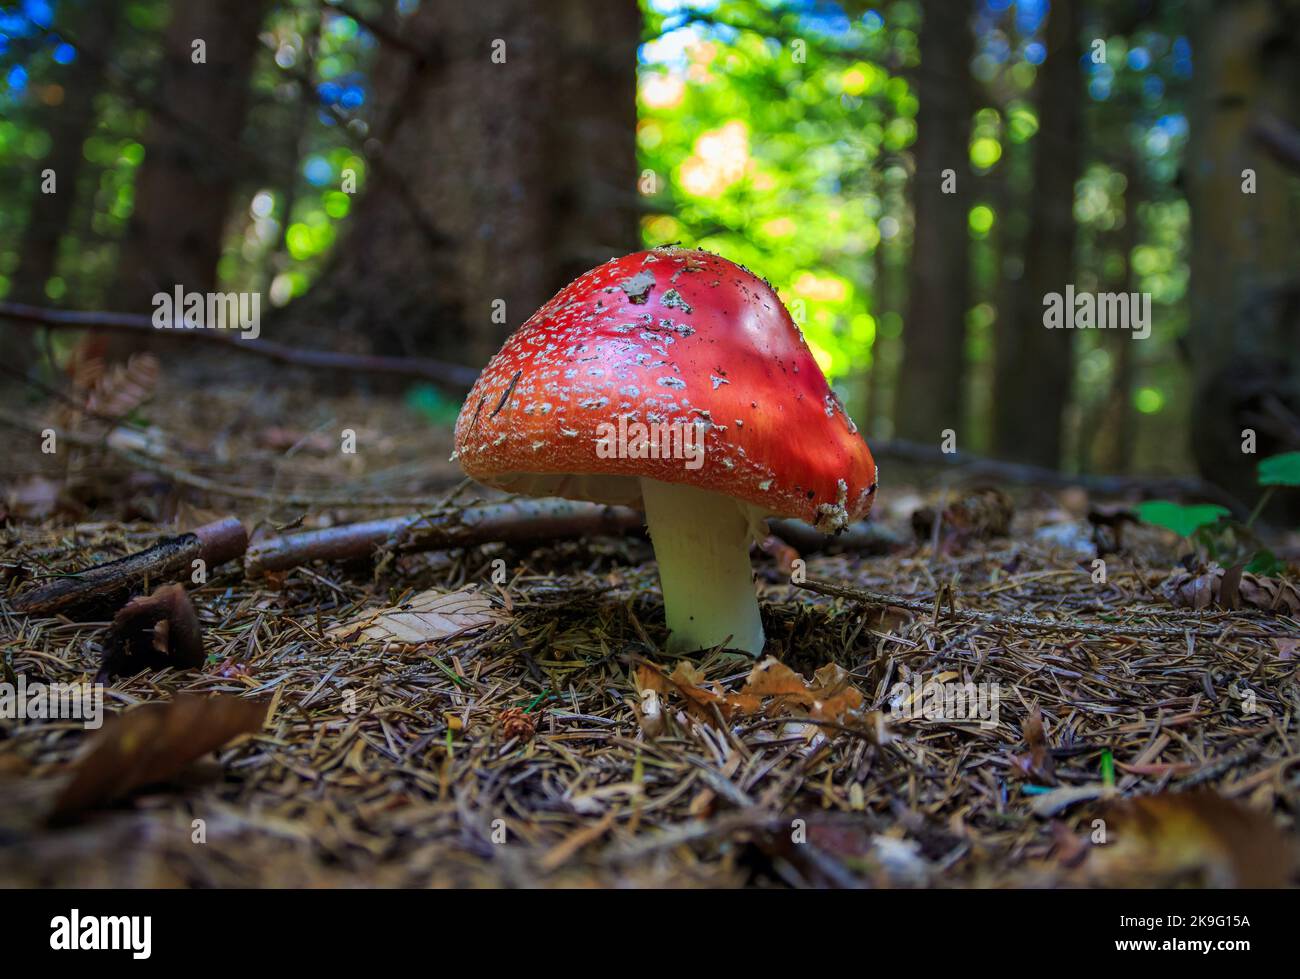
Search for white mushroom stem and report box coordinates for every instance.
[640,477,765,655]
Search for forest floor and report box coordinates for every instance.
[1,369,1298,888]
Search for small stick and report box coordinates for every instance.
[245,504,897,574]
[795,576,1219,639]
[10,517,247,617]
[8,504,908,617]
[246,500,647,574]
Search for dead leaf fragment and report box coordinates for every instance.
[1012,705,1057,785]
[52,694,268,817]
[1272,637,1299,660]
[327,587,505,647]
[1086,790,1295,887]
[1164,564,1300,616]
[636,656,866,729]
[56,352,160,432]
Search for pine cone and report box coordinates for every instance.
[498,706,538,743]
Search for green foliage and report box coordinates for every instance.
[637,2,920,382]
[405,384,462,426]
[1135,500,1229,538]
[1257,451,1300,487]
[1246,549,1283,577]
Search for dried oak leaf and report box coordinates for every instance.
[637,657,865,727]
[1164,564,1300,616]
[101,583,205,679]
[1011,704,1057,785]
[635,661,738,723]
[85,353,159,420]
[1086,791,1295,888]
[52,694,268,817]
[57,353,160,432]
[327,587,506,648]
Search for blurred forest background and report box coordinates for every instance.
[1,0,1298,511]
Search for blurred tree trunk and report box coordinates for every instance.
[278,0,641,365]
[5,0,122,370]
[1089,148,1140,472]
[111,0,269,315]
[863,238,890,438]
[894,6,972,443]
[992,0,1082,466]
[1187,0,1300,517]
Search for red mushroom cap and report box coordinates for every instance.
[453,247,877,532]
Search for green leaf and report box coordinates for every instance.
[1246,548,1283,576]
[1258,451,1300,487]
[405,384,462,426]
[1135,500,1230,538]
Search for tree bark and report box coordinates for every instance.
[1187,0,1300,519]
[112,0,269,315]
[276,0,641,365]
[894,7,973,443]
[5,0,123,370]
[992,0,1083,466]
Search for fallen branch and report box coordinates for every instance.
[10,517,247,617]
[5,502,902,612]
[245,499,647,574]
[0,301,479,390]
[795,576,1219,638]
[872,439,1247,516]
[245,505,901,574]
[767,518,902,555]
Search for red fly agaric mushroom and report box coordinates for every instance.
[453,247,877,654]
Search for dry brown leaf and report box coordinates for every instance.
[1086,791,1295,887]
[52,694,268,817]
[638,656,866,728]
[1164,564,1300,616]
[636,661,735,722]
[56,352,160,432]
[1272,637,1299,660]
[1013,704,1057,785]
[85,353,159,420]
[327,587,505,647]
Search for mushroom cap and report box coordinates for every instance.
[453,247,877,532]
